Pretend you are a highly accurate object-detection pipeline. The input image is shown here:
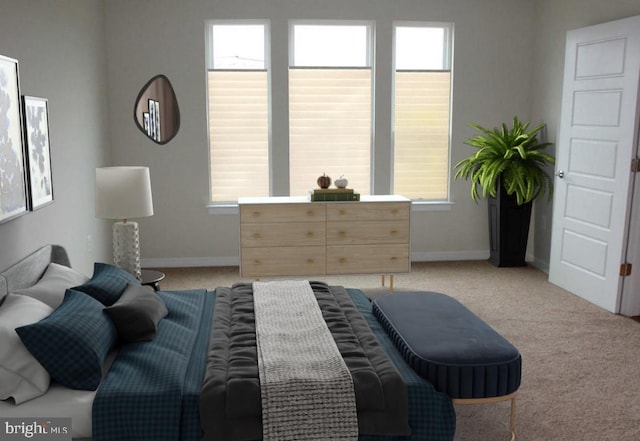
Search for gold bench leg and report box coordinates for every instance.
[510,394,516,441]
[453,392,517,440]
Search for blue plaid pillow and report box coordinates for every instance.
[73,262,139,306]
[16,289,118,391]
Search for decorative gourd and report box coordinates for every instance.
[317,173,331,189]
[335,176,348,188]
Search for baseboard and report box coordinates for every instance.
[530,256,550,274]
[143,251,492,268]
[141,256,239,268]
[410,250,490,262]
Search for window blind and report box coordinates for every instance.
[289,68,371,195]
[208,70,269,202]
[394,71,451,200]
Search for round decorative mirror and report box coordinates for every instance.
[134,75,180,145]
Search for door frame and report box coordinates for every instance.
[620,124,640,315]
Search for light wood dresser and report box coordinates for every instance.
[239,196,411,283]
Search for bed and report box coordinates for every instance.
[0,245,456,441]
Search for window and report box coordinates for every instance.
[206,21,453,204]
[289,23,372,196]
[207,23,270,202]
[393,23,453,200]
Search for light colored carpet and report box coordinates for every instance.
[155,261,640,441]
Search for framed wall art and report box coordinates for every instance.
[154,99,161,142]
[148,98,157,140]
[0,55,28,222]
[22,96,53,209]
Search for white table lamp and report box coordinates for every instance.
[95,166,154,279]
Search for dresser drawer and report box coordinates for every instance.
[326,244,410,274]
[326,202,409,222]
[241,246,326,277]
[238,196,410,277]
[326,220,409,245]
[241,222,326,247]
[241,204,325,223]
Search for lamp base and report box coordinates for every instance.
[112,221,141,279]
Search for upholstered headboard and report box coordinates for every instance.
[0,245,71,304]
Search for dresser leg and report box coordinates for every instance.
[381,274,394,292]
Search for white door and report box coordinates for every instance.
[549,15,640,313]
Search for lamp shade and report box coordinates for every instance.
[95,167,154,220]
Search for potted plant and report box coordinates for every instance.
[454,116,555,267]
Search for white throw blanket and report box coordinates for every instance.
[253,280,358,441]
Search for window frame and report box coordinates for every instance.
[392,21,453,71]
[205,20,273,205]
[206,19,455,213]
[288,20,375,196]
[289,20,374,68]
[391,21,454,205]
[206,20,271,71]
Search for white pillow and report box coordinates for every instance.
[13,263,89,308]
[0,294,53,404]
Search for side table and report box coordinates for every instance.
[140,269,165,291]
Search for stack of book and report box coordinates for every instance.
[311,188,360,201]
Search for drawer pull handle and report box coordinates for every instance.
[338,231,346,237]
[339,209,346,215]
[339,257,347,264]
[306,232,314,237]
[307,259,314,264]
[251,212,261,217]
[307,210,315,216]
[390,230,398,235]
[253,260,261,265]
[390,257,398,262]
[252,233,262,239]
[391,209,399,215]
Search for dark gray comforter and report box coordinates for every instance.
[200,281,411,441]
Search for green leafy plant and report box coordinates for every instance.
[454,116,555,205]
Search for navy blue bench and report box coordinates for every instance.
[373,292,521,440]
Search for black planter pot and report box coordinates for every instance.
[487,184,532,267]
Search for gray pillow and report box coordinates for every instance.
[0,294,53,403]
[104,283,168,342]
[13,263,89,308]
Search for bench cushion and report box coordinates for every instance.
[372,292,521,399]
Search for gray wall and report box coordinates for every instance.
[530,0,640,270]
[0,0,112,275]
[104,0,539,267]
[3,0,640,274]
